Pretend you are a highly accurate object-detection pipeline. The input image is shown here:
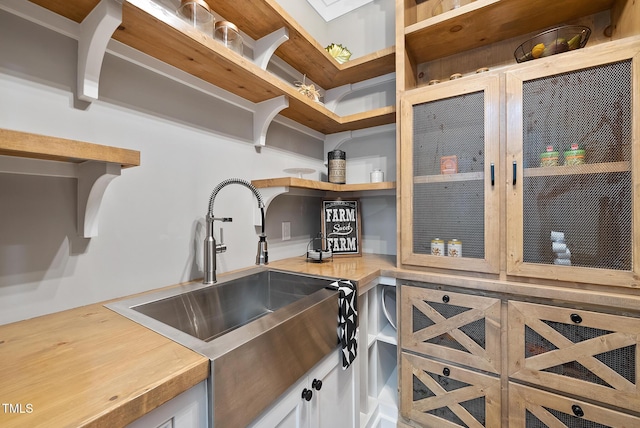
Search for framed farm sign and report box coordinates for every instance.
[321,199,362,257]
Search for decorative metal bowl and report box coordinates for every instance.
[514,25,591,63]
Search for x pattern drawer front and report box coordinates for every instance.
[401,352,501,428]
[509,382,640,428]
[401,286,501,373]
[508,301,640,413]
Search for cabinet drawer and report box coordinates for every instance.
[400,352,501,428]
[401,285,501,373]
[509,382,640,427]
[508,301,640,412]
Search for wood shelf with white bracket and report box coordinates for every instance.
[251,177,395,225]
[0,128,140,238]
[28,0,396,139]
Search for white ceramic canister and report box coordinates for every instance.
[431,238,444,256]
[447,239,462,257]
[370,169,384,183]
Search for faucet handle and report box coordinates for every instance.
[217,227,227,253]
[212,217,233,222]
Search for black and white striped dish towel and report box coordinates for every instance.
[330,279,358,369]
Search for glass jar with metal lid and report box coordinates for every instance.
[176,0,214,36]
[215,21,243,55]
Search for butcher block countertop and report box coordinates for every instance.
[0,254,395,428]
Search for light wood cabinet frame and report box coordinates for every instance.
[509,382,640,427]
[508,300,640,414]
[400,352,501,428]
[401,285,501,374]
[400,73,501,274]
[505,37,640,288]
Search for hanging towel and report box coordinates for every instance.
[330,279,358,369]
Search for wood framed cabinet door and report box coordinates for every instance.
[509,383,640,427]
[505,37,640,288]
[401,285,501,374]
[508,301,640,414]
[399,72,501,274]
[400,352,501,427]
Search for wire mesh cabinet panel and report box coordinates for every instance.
[508,301,640,414]
[400,73,501,274]
[505,39,640,288]
[509,383,640,428]
[401,352,501,428]
[401,285,501,374]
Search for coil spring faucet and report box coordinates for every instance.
[204,178,268,284]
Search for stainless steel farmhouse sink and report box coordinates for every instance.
[106,268,344,428]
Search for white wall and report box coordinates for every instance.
[0,7,396,325]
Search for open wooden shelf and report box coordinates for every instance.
[28,0,396,134]
[0,128,140,238]
[523,161,631,177]
[209,0,396,89]
[405,0,616,65]
[0,128,140,167]
[252,177,396,192]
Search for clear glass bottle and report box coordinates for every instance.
[215,21,243,55]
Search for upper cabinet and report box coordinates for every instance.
[28,0,396,135]
[505,38,640,288]
[396,0,639,91]
[399,72,501,274]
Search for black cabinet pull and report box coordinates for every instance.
[301,388,313,401]
[442,295,450,303]
[570,313,583,324]
[312,379,322,391]
[572,405,584,417]
[490,163,495,186]
[512,161,517,185]
[443,367,450,376]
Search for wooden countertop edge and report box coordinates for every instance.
[87,355,210,428]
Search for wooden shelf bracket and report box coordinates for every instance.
[77,0,122,102]
[253,27,290,70]
[77,161,122,238]
[254,95,289,148]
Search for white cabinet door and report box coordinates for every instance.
[310,349,357,428]
[126,381,208,428]
[249,377,308,428]
[250,349,358,428]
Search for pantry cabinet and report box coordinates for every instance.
[398,279,640,427]
[400,36,640,289]
[505,38,640,288]
[399,73,501,274]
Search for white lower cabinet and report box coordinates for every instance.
[249,347,357,428]
[126,381,208,428]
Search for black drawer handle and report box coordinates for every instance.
[443,367,450,376]
[572,405,584,417]
[442,295,450,303]
[512,161,517,185]
[570,313,583,324]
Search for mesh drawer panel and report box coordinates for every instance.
[521,60,633,270]
[526,410,610,428]
[413,373,486,427]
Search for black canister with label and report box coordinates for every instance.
[328,149,346,184]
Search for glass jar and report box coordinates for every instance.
[215,21,243,55]
[176,0,214,37]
